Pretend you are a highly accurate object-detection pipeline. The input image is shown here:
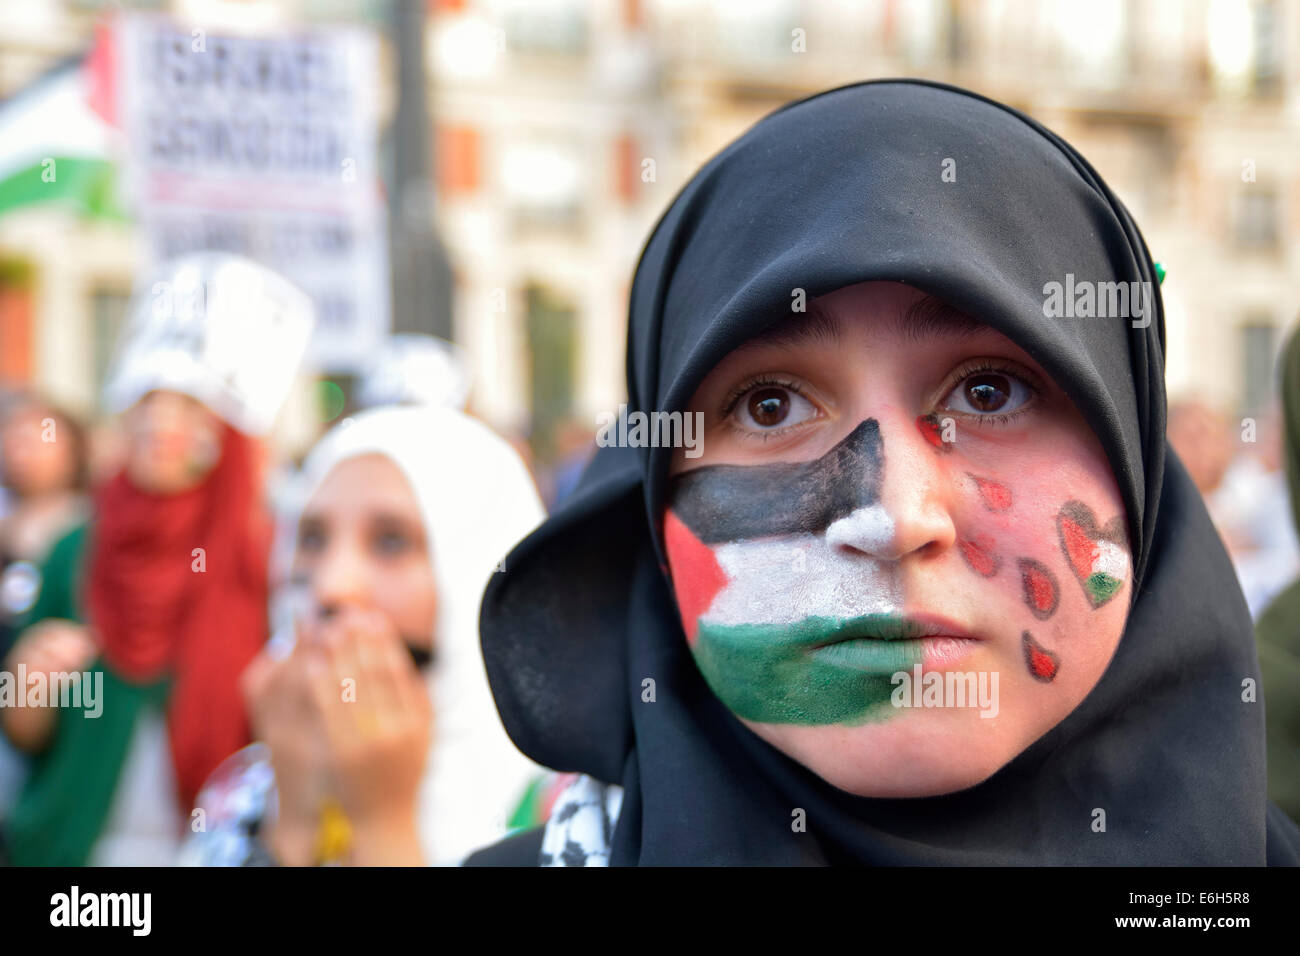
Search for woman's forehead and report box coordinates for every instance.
[732,281,1000,356]
[302,452,419,516]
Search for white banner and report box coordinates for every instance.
[115,14,388,371]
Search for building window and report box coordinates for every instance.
[1235,189,1279,248]
[1052,0,1128,85]
[92,288,132,396]
[524,283,576,465]
[1239,320,1277,414]
[0,261,35,385]
[501,139,583,232]
[503,1,589,56]
[1252,0,1282,97]
[614,133,639,205]
[712,0,801,66]
[437,124,481,195]
[943,0,971,65]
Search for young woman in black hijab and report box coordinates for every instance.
[466,79,1300,866]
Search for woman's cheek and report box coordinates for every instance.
[952,459,1132,689]
[376,561,439,645]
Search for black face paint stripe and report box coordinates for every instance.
[667,418,884,543]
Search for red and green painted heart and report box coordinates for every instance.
[1056,500,1128,609]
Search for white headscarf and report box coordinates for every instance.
[275,405,546,864]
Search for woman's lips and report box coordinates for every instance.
[918,635,981,668]
[806,612,983,672]
[904,613,983,668]
[898,612,980,642]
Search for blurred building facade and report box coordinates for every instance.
[0,0,1296,457]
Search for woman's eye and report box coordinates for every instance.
[297,526,325,553]
[943,370,1034,416]
[736,385,817,431]
[374,533,408,555]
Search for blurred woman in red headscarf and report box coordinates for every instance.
[0,254,313,865]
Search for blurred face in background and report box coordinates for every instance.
[1167,400,1233,495]
[1254,405,1284,473]
[122,390,223,494]
[2,403,81,497]
[292,454,438,658]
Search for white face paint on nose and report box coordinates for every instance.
[825,502,898,557]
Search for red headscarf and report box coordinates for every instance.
[86,422,270,811]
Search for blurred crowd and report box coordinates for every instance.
[1168,384,1300,824]
[0,254,591,866]
[1168,398,1299,619]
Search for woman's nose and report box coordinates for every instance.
[825,414,956,562]
[310,545,370,610]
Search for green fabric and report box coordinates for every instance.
[1284,327,1300,586]
[2,522,168,866]
[505,775,548,832]
[19,521,85,630]
[1256,326,1300,824]
[1256,587,1300,822]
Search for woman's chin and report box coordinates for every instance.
[747,717,1017,799]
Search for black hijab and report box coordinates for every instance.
[480,79,1300,864]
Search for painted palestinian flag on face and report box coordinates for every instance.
[662,420,915,727]
[1056,500,1129,608]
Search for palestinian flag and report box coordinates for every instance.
[662,419,923,726]
[0,29,124,221]
[1056,500,1128,608]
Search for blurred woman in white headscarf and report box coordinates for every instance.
[181,404,549,865]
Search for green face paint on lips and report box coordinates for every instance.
[690,613,926,726]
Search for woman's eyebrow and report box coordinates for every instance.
[734,294,990,353]
[368,511,426,535]
[899,299,987,343]
[732,300,843,352]
[892,295,990,343]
